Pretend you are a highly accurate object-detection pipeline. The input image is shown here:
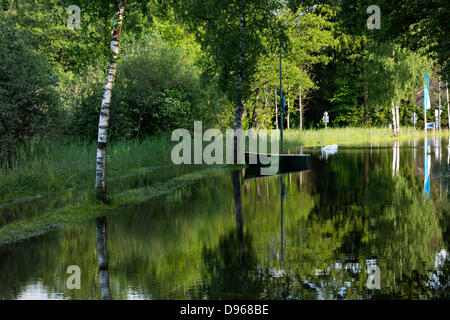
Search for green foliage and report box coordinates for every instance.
[329,78,362,126]
[376,0,450,80]
[305,8,369,127]
[0,0,113,74]
[0,22,58,162]
[245,4,335,129]
[172,0,281,100]
[366,42,429,110]
[71,34,227,140]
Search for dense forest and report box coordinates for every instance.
[0,0,448,162]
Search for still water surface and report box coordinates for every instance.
[1,137,449,299]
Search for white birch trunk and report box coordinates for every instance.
[396,105,400,135]
[438,76,441,133]
[299,86,302,130]
[287,97,290,130]
[95,0,127,201]
[275,89,278,129]
[234,0,245,162]
[446,82,449,131]
[391,103,396,135]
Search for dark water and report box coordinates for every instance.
[1,137,449,299]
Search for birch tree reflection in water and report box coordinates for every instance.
[96,217,112,300]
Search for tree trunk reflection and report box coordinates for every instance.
[96,216,112,300]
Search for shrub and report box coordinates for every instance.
[0,22,58,163]
[71,34,227,140]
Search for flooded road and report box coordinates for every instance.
[1,137,449,299]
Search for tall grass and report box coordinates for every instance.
[0,136,177,203]
[283,127,450,149]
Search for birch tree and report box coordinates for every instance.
[366,42,428,135]
[95,0,127,201]
[172,0,280,158]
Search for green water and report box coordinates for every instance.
[0,137,449,299]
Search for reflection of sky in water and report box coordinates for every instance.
[429,249,449,291]
[16,282,65,300]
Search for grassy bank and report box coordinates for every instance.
[0,136,177,203]
[283,127,450,150]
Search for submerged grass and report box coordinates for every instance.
[0,166,233,244]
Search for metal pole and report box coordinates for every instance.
[279,44,284,154]
[424,73,429,134]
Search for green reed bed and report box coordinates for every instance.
[283,127,450,150]
[0,136,177,203]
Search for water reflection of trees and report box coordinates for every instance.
[0,144,448,299]
[96,217,112,300]
[202,147,448,299]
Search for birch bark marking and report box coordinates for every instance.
[95,0,127,201]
